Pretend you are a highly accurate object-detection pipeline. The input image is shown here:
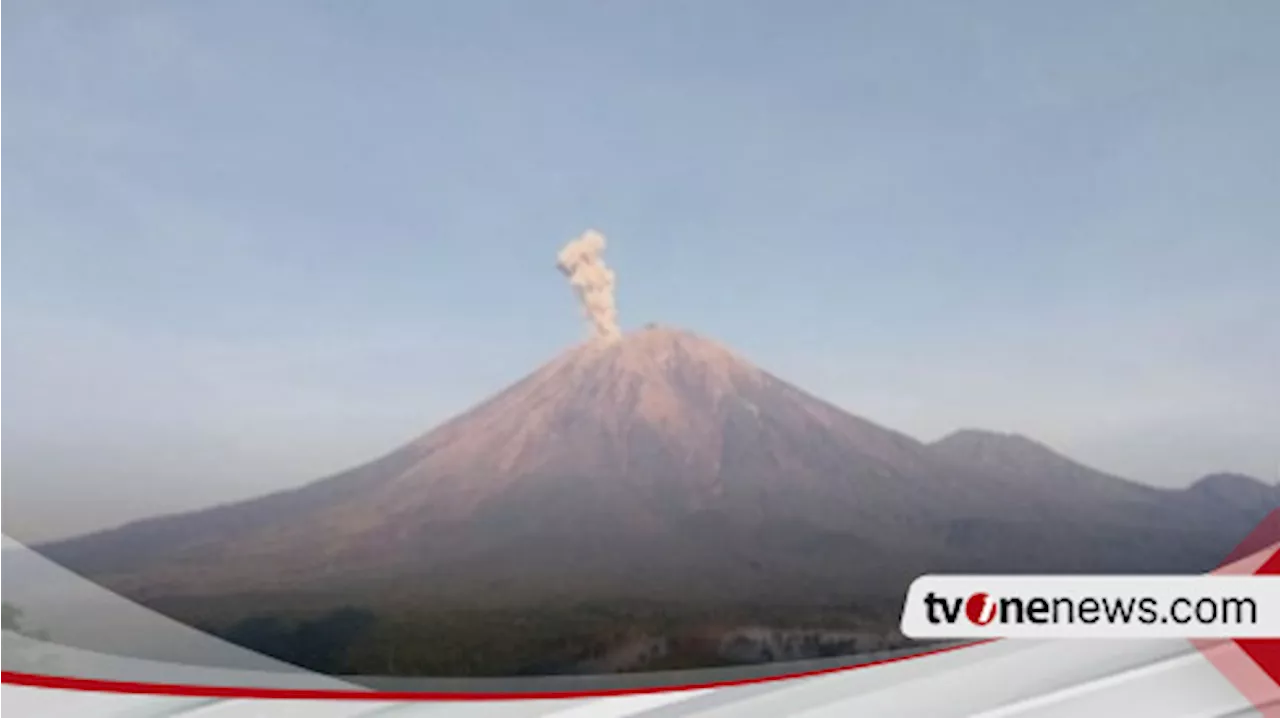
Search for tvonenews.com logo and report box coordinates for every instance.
[899,576,1280,639]
[923,591,1257,627]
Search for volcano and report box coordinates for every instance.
[38,326,1277,624]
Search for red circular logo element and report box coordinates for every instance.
[965,592,995,625]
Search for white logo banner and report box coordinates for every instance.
[900,575,1280,639]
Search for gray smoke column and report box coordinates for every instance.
[556,229,621,341]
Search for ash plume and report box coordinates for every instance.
[556,229,620,341]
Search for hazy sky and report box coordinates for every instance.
[4,1,1278,542]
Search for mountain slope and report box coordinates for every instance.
[41,327,945,602]
[922,430,1274,574]
[1180,472,1280,530]
[37,326,1276,613]
[927,428,1166,514]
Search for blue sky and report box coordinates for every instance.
[4,1,1278,541]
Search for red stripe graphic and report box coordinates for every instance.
[1235,544,1280,689]
[1195,508,1280,716]
[1,640,990,700]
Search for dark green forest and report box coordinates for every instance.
[203,599,914,677]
